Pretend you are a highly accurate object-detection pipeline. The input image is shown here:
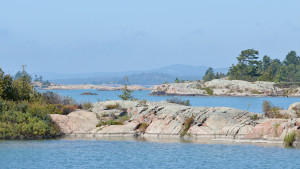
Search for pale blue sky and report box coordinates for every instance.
[0,0,299,74]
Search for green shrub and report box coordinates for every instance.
[82,102,93,110]
[274,82,300,88]
[40,91,77,105]
[262,101,288,118]
[0,99,60,139]
[138,123,149,132]
[96,119,123,127]
[284,131,296,147]
[228,89,234,93]
[250,114,259,120]
[204,87,214,95]
[139,99,147,105]
[166,97,190,106]
[251,90,263,94]
[263,100,272,114]
[180,116,194,137]
[105,103,120,109]
[118,115,130,122]
[96,114,130,127]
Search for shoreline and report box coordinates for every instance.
[36,84,152,91]
[60,134,291,147]
[149,93,294,97]
[3,133,299,148]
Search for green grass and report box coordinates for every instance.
[284,131,296,147]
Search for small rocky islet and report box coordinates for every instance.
[50,100,300,146]
[80,92,98,95]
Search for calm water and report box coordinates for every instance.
[0,139,300,169]
[39,89,300,113]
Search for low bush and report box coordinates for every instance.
[138,123,149,133]
[139,99,147,105]
[284,131,296,147]
[262,101,288,118]
[0,99,60,139]
[40,91,77,105]
[292,107,300,118]
[105,103,120,109]
[82,102,93,110]
[251,90,263,94]
[96,115,130,127]
[204,87,214,95]
[180,116,194,137]
[250,114,259,120]
[96,120,123,127]
[274,82,300,88]
[263,100,272,114]
[228,89,234,93]
[166,97,190,106]
[196,86,214,95]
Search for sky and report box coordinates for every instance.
[0,0,300,74]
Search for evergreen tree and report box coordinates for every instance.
[284,51,298,66]
[229,49,260,81]
[203,67,215,81]
[12,65,33,101]
[119,75,133,100]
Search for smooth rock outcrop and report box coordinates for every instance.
[150,79,300,97]
[50,101,300,143]
[51,110,99,134]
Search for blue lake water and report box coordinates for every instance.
[39,89,300,113]
[1,139,300,169]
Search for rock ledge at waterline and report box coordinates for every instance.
[50,100,300,145]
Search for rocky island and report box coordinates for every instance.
[80,92,98,95]
[40,84,151,91]
[50,100,300,146]
[150,79,300,97]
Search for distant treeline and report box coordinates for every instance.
[203,49,300,83]
[51,72,202,85]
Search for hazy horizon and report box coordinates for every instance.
[1,0,300,74]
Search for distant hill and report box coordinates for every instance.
[147,64,228,77]
[33,64,228,85]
